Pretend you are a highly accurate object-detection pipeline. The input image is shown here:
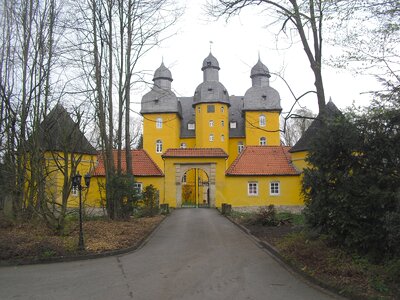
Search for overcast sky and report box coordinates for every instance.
[133,0,381,116]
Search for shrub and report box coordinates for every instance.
[249,205,278,226]
[141,184,159,217]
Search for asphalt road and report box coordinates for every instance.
[0,209,340,300]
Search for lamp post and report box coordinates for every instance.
[72,172,91,251]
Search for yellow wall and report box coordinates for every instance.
[225,175,302,207]
[87,176,165,209]
[245,111,280,146]
[142,113,181,170]
[195,103,229,152]
[227,137,245,166]
[179,137,195,148]
[290,151,309,171]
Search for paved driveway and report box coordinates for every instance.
[0,209,339,300]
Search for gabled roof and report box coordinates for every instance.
[162,148,228,158]
[226,146,299,176]
[93,149,164,177]
[289,100,342,153]
[38,104,97,155]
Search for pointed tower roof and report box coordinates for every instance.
[250,58,271,78]
[202,52,220,71]
[289,100,342,153]
[153,62,173,82]
[37,104,97,154]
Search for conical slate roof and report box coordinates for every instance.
[289,100,342,153]
[250,59,270,78]
[153,62,172,81]
[37,104,97,154]
[202,52,220,70]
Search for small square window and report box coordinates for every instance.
[230,122,237,129]
[209,134,214,142]
[197,107,201,113]
[188,123,195,130]
[238,142,244,153]
[180,143,187,148]
[270,182,280,195]
[71,185,78,197]
[248,182,258,196]
[134,182,143,194]
[207,105,215,113]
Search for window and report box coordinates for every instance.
[156,139,162,153]
[230,122,237,129]
[209,134,214,142]
[207,105,215,113]
[238,142,244,153]
[156,117,162,129]
[270,182,280,196]
[209,120,214,127]
[248,182,258,196]
[221,120,224,127]
[259,137,266,146]
[182,174,187,184]
[71,185,78,197]
[188,123,195,130]
[197,106,201,113]
[221,134,225,142]
[134,182,143,194]
[259,115,266,127]
[221,106,225,113]
[180,143,187,148]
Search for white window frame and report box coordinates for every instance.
[209,120,214,127]
[238,142,244,153]
[156,139,162,153]
[221,120,224,127]
[259,137,266,146]
[180,143,187,148]
[259,115,266,127]
[71,185,78,197]
[248,182,258,196]
[230,122,237,129]
[197,106,201,113]
[221,134,225,142]
[134,182,143,194]
[209,134,214,142]
[221,106,225,113]
[270,181,280,196]
[156,117,163,129]
[188,123,195,130]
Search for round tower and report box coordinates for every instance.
[194,53,229,152]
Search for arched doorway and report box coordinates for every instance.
[181,168,210,208]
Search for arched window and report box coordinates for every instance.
[209,134,214,142]
[221,106,225,113]
[259,137,266,146]
[156,117,162,129]
[209,120,214,127]
[221,134,225,142]
[156,140,162,153]
[259,115,266,127]
[221,120,224,127]
[238,141,244,153]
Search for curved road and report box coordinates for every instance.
[0,209,339,300]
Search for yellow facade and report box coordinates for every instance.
[245,111,281,146]
[143,113,181,171]
[195,103,229,153]
[291,151,309,171]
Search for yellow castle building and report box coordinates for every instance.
[31,53,341,213]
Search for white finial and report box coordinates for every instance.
[209,41,213,53]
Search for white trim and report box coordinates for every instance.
[270,181,280,196]
[248,182,258,196]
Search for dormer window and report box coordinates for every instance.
[230,122,237,129]
[262,95,267,100]
[188,123,195,130]
[259,137,267,146]
[207,61,211,66]
[207,105,215,113]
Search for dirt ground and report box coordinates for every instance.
[0,215,164,263]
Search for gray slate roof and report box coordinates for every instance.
[289,100,342,153]
[243,85,281,111]
[38,104,97,155]
[141,87,181,116]
[193,81,230,107]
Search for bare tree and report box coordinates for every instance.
[281,107,315,146]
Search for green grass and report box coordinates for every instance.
[276,212,305,225]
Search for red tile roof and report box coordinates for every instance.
[162,148,228,158]
[226,146,300,176]
[93,149,163,177]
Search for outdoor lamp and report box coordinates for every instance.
[84,173,91,188]
[75,172,82,189]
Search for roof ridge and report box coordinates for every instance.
[141,149,164,175]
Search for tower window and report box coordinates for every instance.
[259,115,266,127]
[156,140,163,153]
[221,120,224,127]
[188,123,195,130]
[230,122,237,129]
[221,106,224,113]
[207,105,215,113]
[238,141,244,153]
[156,117,162,129]
[259,137,266,146]
[197,106,201,113]
[209,120,214,127]
[209,134,214,142]
[180,143,187,149]
[221,134,225,142]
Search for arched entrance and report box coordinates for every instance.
[181,168,209,208]
[175,163,216,208]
